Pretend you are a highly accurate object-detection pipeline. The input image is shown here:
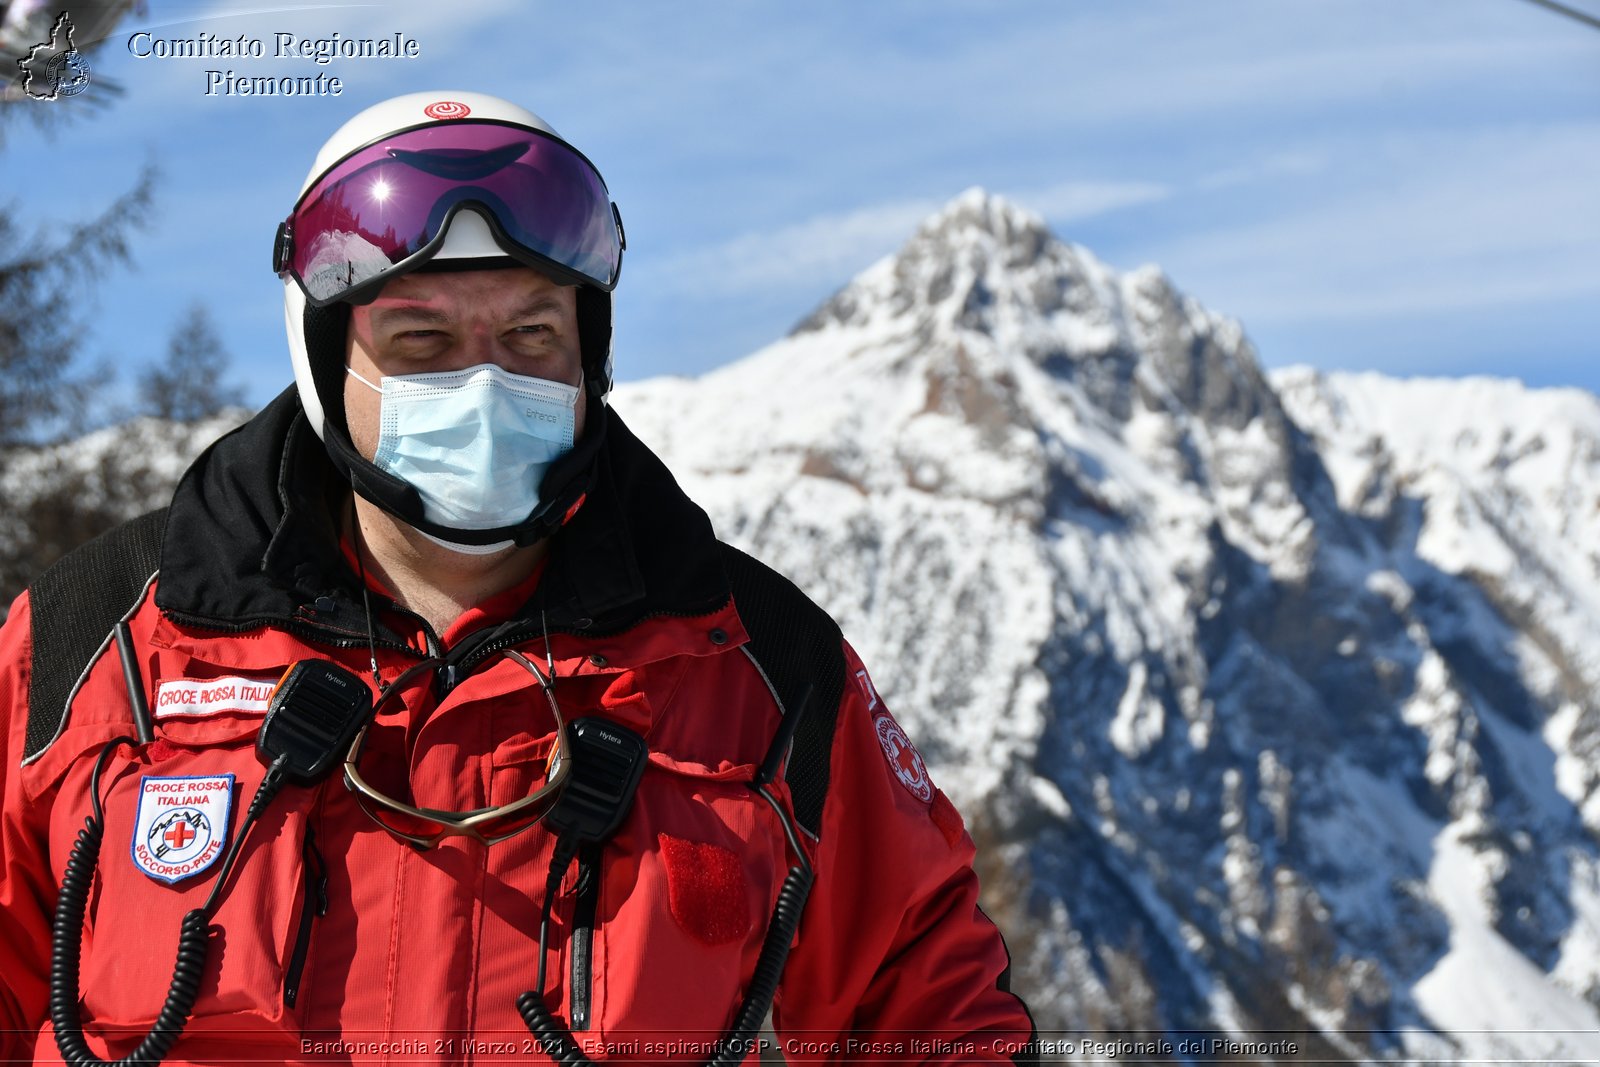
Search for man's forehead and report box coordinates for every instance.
[360,267,574,320]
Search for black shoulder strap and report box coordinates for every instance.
[25,507,168,762]
[719,544,845,838]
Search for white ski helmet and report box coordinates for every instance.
[274,90,624,547]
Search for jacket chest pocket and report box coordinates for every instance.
[69,741,319,1039]
[577,765,797,1041]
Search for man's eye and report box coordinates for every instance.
[515,324,552,335]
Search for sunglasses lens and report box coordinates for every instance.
[351,790,448,846]
[287,122,621,304]
[466,793,564,844]
[355,794,564,847]
[349,760,566,847]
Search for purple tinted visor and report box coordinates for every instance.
[280,121,622,305]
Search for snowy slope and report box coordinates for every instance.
[614,190,1600,1062]
[0,411,251,610]
[1272,369,1600,1062]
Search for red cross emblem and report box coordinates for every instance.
[145,806,213,864]
[873,713,932,803]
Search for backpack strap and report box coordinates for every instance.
[24,507,167,763]
[719,544,845,838]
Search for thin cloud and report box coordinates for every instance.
[1148,122,1600,321]
[642,181,1171,297]
[1195,151,1331,191]
[638,198,940,295]
[1019,179,1171,223]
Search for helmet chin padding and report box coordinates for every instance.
[304,300,353,436]
[576,286,613,398]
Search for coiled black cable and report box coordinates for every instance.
[51,859,211,1067]
[703,863,813,1067]
[516,783,815,1067]
[50,740,288,1067]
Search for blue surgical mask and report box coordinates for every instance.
[348,363,580,553]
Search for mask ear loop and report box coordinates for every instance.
[346,366,384,394]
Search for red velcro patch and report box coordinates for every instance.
[929,789,965,849]
[658,833,751,946]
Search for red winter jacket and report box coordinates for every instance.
[0,392,1036,1065]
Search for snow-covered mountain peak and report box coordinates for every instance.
[636,192,1320,576]
[905,185,1056,267]
[787,188,1283,442]
[792,186,1094,342]
[610,192,1600,1061]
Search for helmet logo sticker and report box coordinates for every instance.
[131,774,235,884]
[424,100,470,120]
[874,712,934,804]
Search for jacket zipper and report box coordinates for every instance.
[452,598,733,677]
[169,595,733,676]
[569,843,602,1031]
[284,826,329,1009]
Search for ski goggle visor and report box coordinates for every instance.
[275,120,623,307]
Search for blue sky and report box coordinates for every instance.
[3,0,1597,409]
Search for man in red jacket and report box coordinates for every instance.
[0,91,1037,1065]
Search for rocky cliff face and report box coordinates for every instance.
[615,189,1600,1063]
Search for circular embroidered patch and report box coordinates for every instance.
[147,807,213,865]
[874,713,933,803]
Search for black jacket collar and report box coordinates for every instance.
[154,388,730,644]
